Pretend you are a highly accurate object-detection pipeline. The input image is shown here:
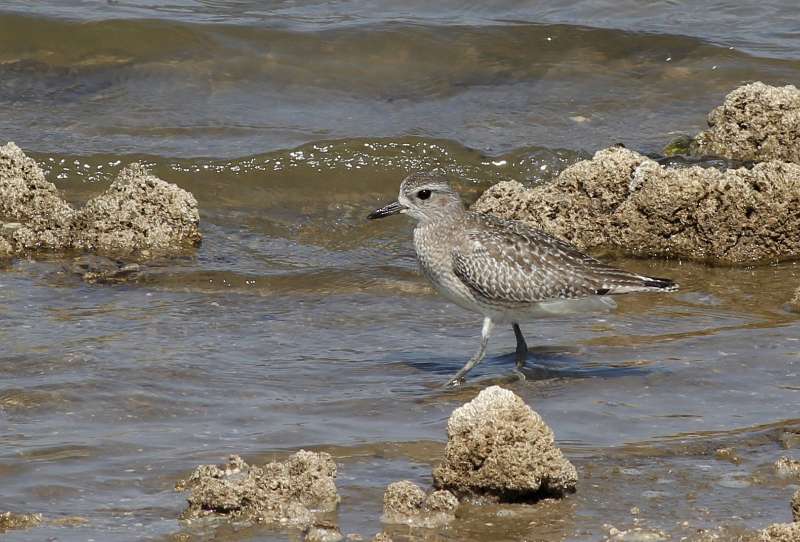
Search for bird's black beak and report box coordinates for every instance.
[367,200,406,220]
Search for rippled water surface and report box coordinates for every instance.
[2,2,800,541]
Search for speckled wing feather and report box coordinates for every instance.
[452,213,674,304]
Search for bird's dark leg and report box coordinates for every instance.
[512,323,528,370]
[446,317,494,387]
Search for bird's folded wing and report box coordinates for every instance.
[451,218,650,303]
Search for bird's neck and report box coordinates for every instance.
[417,204,466,228]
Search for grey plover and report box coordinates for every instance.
[368,172,678,386]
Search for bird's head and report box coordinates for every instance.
[367,172,464,223]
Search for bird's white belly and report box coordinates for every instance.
[501,295,617,322]
[425,266,617,323]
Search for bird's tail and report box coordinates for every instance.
[640,276,679,292]
[594,274,679,295]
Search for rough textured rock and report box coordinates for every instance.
[381,480,458,527]
[383,481,426,517]
[0,142,202,259]
[758,522,800,542]
[0,236,12,257]
[0,142,75,252]
[73,163,201,255]
[305,523,344,542]
[0,512,43,533]
[792,488,800,522]
[371,533,393,542]
[775,456,800,478]
[473,146,643,251]
[175,452,339,528]
[788,289,800,313]
[693,82,800,164]
[472,146,800,265]
[67,255,142,284]
[432,386,577,502]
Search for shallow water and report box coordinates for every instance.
[2,2,800,541]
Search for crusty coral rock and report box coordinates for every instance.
[371,533,393,542]
[472,147,800,265]
[0,143,202,259]
[175,452,339,528]
[381,480,458,528]
[282,450,340,507]
[422,490,459,513]
[473,146,642,250]
[383,481,426,517]
[0,142,74,252]
[0,236,12,257]
[774,456,800,478]
[432,386,577,502]
[758,522,800,542]
[694,82,800,164]
[788,288,800,314]
[305,524,344,542]
[73,163,201,255]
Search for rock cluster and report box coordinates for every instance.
[432,386,577,502]
[381,480,458,528]
[473,146,800,265]
[175,452,339,529]
[693,82,800,164]
[0,142,200,259]
[179,389,572,538]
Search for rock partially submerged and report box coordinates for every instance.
[432,386,577,502]
[0,142,201,260]
[758,522,800,542]
[693,82,800,164]
[787,289,800,313]
[305,522,344,542]
[381,480,458,528]
[0,236,12,257]
[72,163,201,254]
[473,146,800,265]
[775,456,800,478]
[0,511,43,533]
[67,255,142,284]
[175,452,339,529]
[0,142,74,252]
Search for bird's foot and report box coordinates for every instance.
[513,368,527,382]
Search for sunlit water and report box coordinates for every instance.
[1,2,800,541]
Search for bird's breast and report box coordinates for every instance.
[413,224,483,311]
[413,225,451,285]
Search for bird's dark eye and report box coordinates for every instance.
[417,189,431,200]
